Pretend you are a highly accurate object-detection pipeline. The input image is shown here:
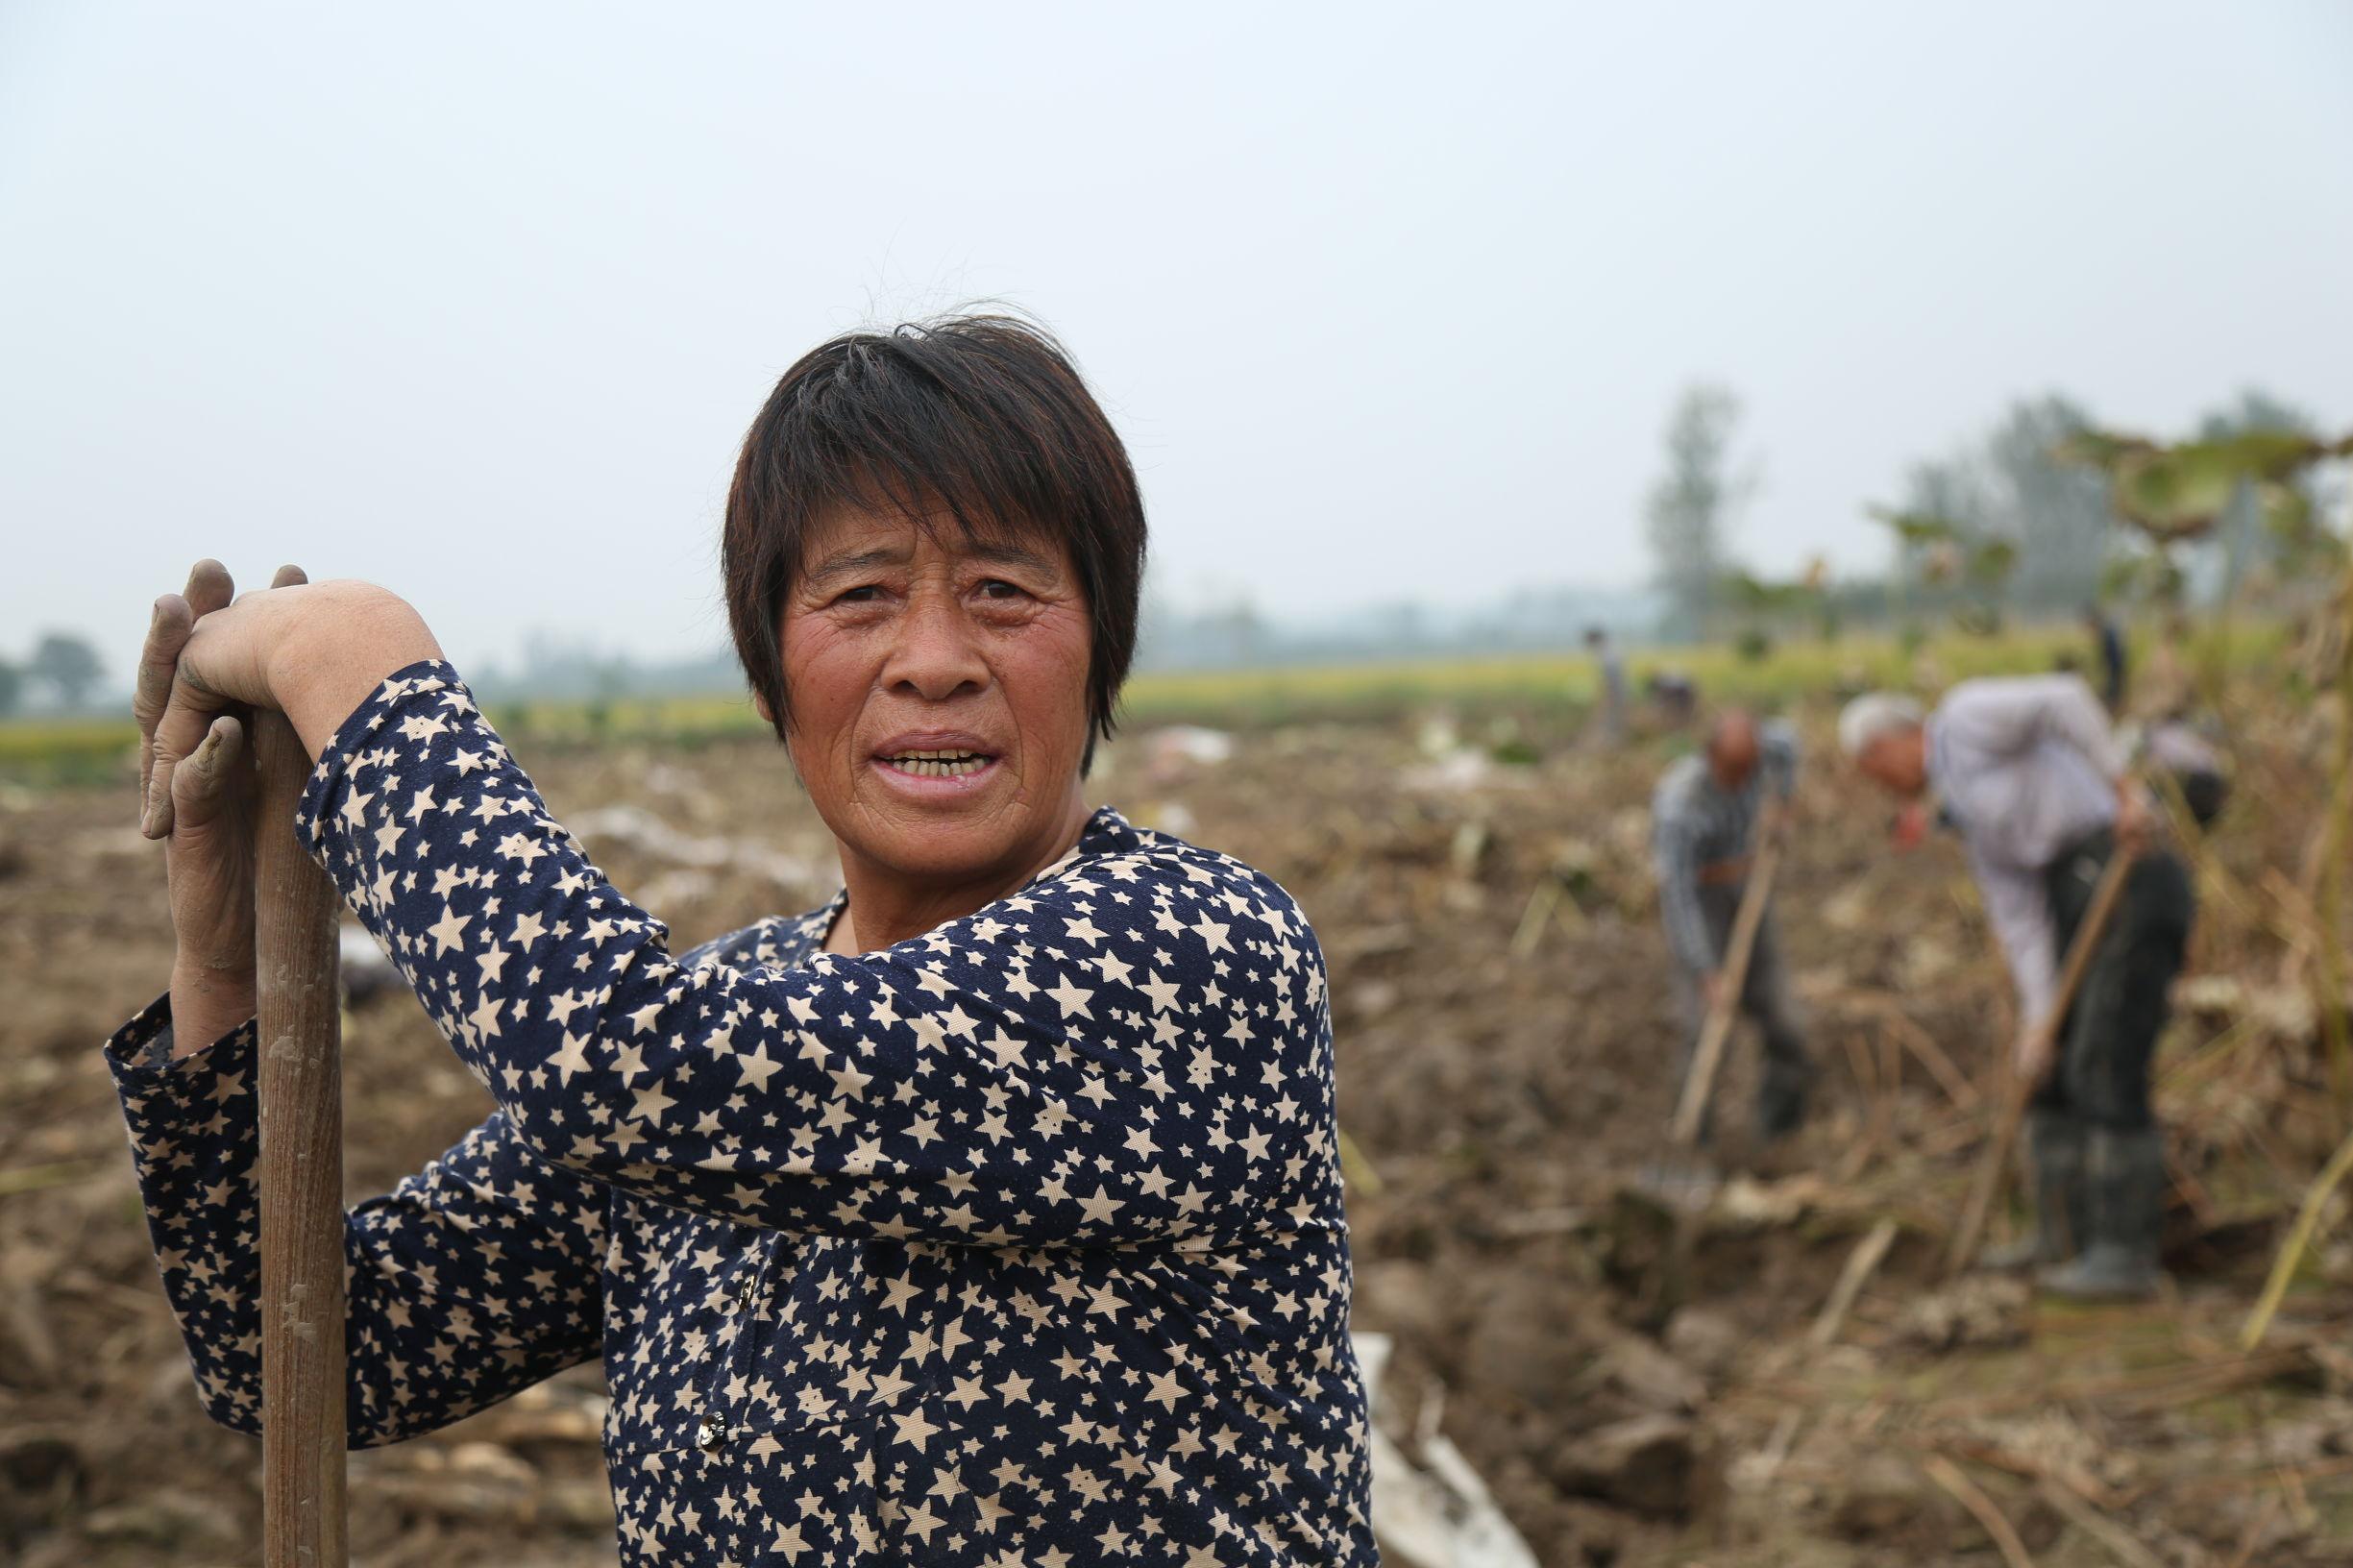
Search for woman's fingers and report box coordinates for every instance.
[170,713,248,833]
[185,558,234,619]
[141,559,302,837]
[233,565,306,605]
[141,560,334,837]
[144,666,234,841]
[135,561,236,807]
[135,595,195,802]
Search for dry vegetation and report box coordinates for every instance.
[3,662,2351,1565]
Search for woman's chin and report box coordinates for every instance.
[836,773,1043,884]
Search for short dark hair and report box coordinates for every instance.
[723,314,1147,752]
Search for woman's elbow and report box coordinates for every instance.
[492,1103,605,1185]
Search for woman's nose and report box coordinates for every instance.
[883,594,989,701]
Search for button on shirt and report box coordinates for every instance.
[1651,722,1799,973]
[1924,674,2125,1028]
[105,660,1373,1567]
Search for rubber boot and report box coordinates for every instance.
[1754,1051,1814,1145]
[2038,1126,2165,1300]
[1982,1111,2086,1271]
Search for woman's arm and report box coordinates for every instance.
[297,662,1334,1250]
[134,576,1336,1248]
[108,1000,606,1445]
[136,561,268,1054]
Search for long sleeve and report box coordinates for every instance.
[1937,674,2126,781]
[1966,844,2059,1029]
[1761,721,1801,802]
[106,995,607,1444]
[1928,674,2122,1027]
[1652,786,1717,973]
[293,661,1335,1252]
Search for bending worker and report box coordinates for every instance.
[1652,709,1813,1145]
[1841,674,2194,1299]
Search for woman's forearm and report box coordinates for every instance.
[168,952,256,1060]
[269,586,444,761]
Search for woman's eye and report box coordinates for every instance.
[833,585,883,605]
[977,579,1026,600]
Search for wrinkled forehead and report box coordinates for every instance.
[795,492,1074,583]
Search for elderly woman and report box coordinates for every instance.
[109,317,1373,1565]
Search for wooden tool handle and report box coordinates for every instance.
[1944,844,2139,1276]
[1671,840,1782,1147]
[254,710,347,1568]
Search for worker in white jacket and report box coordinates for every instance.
[1840,675,2193,1299]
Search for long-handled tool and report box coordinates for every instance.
[254,708,347,1566]
[1669,839,1782,1147]
[1945,845,2138,1277]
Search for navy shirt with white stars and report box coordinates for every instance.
[106,660,1374,1566]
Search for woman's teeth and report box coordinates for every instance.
[885,750,990,777]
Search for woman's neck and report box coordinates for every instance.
[825,794,1093,954]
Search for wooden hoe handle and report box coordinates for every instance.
[1671,840,1782,1148]
[1945,845,2139,1276]
[254,710,347,1567]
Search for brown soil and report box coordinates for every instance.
[3,699,2350,1565]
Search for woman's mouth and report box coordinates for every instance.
[877,748,997,779]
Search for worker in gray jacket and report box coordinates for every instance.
[1652,710,1813,1144]
[1841,675,2193,1298]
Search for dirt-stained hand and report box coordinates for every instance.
[166,710,258,995]
[146,564,308,1054]
[138,564,322,840]
[135,560,233,814]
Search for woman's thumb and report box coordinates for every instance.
[170,714,247,831]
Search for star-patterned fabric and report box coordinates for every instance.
[105,659,1374,1566]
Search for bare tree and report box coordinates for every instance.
[28,632,103,710]
[1985,395,2109,608]
[2199,388,2324,600]
[1645,384,1753,640]
[1891,397,2108,610]
[1894,456,1994,586]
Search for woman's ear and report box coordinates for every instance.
[751,690,773,725]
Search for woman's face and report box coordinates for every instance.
[777,505,1095,897]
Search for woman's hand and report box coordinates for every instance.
[137,560,440,1053]
[140,562,284,1055]
[138,564,442,840]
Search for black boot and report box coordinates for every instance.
[1981,1110,2085,1271]
[1754,1053,1815,1144]
[2039,1126,2165,1300]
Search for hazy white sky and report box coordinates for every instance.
[5,1,2350,678]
